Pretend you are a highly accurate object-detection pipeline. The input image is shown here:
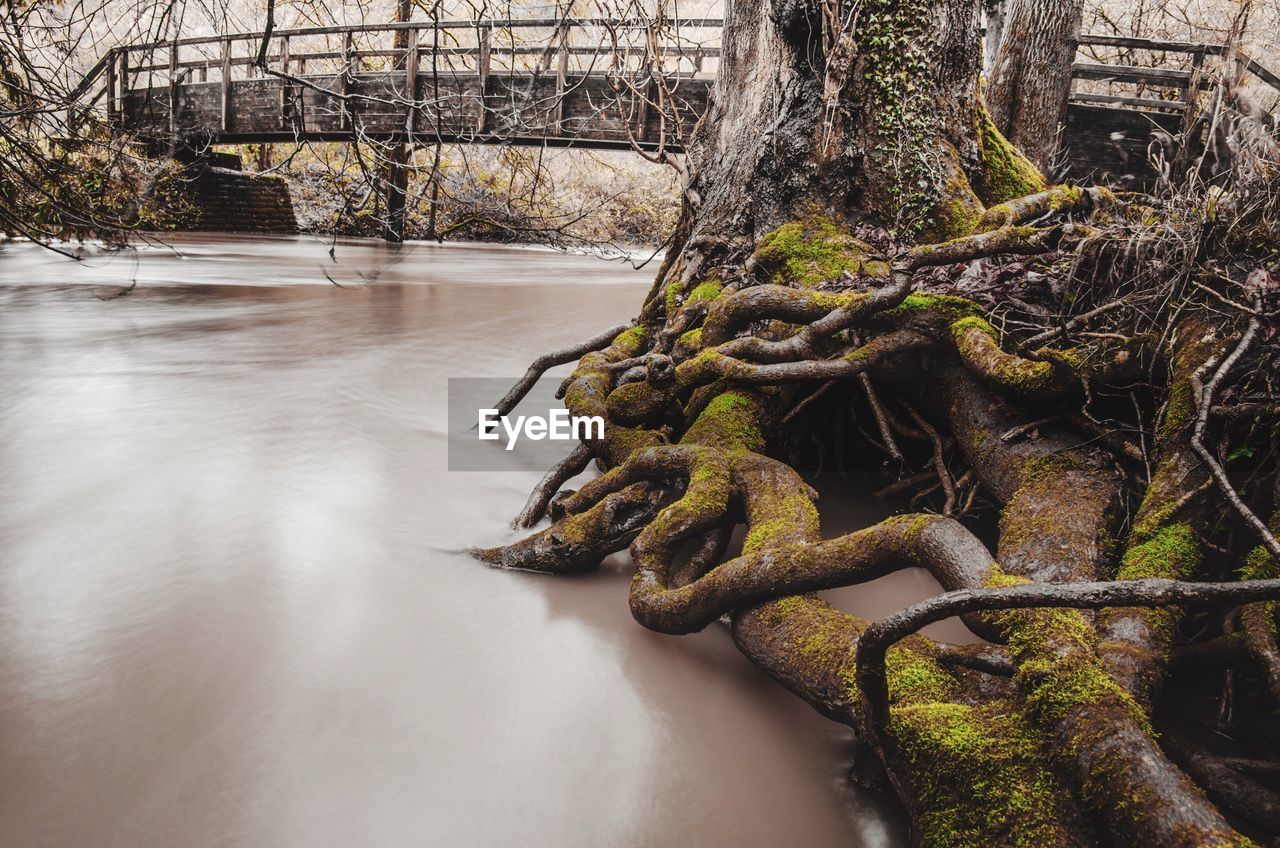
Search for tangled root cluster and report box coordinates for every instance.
[474,172,1280,847]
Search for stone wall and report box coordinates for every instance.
[187,163,299,234]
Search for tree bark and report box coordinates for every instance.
[985,0,1084,172]
[681,0,1043,253]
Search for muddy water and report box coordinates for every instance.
[0,234,948,848]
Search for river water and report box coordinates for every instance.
[0,234,950,848]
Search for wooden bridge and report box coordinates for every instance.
[72,19,1280,183]
[78,18,720,153]
[1066,34,1280,184]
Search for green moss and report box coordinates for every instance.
[884,644,958,703]
[1047,185,1085,210]
[1241,543,1279,638]
[742,493,820,557]
[1121,522,1198,635]
[889,701,1077,848]
[951,316,1054,393]
[1113,523,1199,641]
[974,104,1047,206]
[880,293,982,324]
[759,594,811,627]
[605,380,655,408]
[920,166,985,243]
[664,278,687,314]
[1241,543,1279,581]
[612,326,648,355]
[950,314,996,341]
[677,327,702,350]
[1041,346,1087,371]
[776,559,1080,847]
[648,455,732,538]
[882,513,937,540]
[687,280,723,303]
[994,455,1087,553]
[792,627,850,666]
[1157,380,1195,444]
[752,217,882,288]
[985,566,1151,733]
[971,428,988,453]
[683,389,768,454]
[1117,524,1197,581]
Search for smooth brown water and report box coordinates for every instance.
[0,234,952,848]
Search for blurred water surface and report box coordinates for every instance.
[0,234,916,848]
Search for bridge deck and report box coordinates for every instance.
[122,70,712,150]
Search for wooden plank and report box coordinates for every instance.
[125,18,726,52]
[1072,62,1191,87]
[1181,48,1206,142]
[119,50,131,99]
[1066,103,1181,133]
[66,49,117,102]
[1240,52,1280,93]
[1069,92,1182,111]
[133,45,722,75]
[1077,34,1222,55]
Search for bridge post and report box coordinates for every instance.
[106,48,117,128]
[118,49,130,112]
[168,41,179,139]
[476,26,491,133]
[553,21,570,135]
[403,28,419,133]
[220,38,231,134]
[341,31,354,131]
[1174,47,1208,174]
[279,36,291,129]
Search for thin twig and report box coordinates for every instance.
[1191,308,1280,562]
[904,404,955,516]
[861,373,903,463]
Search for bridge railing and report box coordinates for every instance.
[1064,34,1280,183]
[73,23,1278,158]
[1072,33,1280,113]
[102,17,723,133]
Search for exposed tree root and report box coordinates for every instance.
[495,321,636,418]
[474,185,1280,846]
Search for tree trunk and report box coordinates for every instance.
[383,0,415,242]
[985,0,1084,172]
[684,0,1043,249]
[475,1,1280,846]
[983,0,1005,77]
